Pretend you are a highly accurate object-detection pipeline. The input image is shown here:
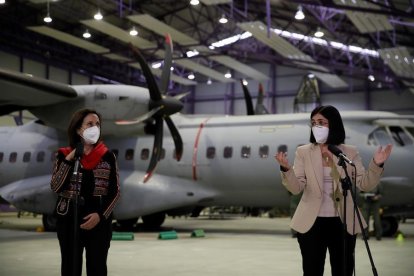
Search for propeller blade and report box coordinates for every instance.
[129,43,162,101]
[115,106,164,125]
[255,83,269,114]
[240,79,255,116]
[159,34,173,94]
[165,116,183,161]
[173,92,190,101]
[143,117,164,183]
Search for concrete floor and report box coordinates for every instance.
[0,212,413,276]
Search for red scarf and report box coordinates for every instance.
[59,142,108,170]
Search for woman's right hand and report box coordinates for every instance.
[274,152,291,171]
[65,149,76,161]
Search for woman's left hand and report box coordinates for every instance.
[373,144,393,166]
[80,212,100,230]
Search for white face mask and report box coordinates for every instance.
[312,126,329,144]
[81,126,100,145]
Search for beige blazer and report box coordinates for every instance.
[281,143,384,234]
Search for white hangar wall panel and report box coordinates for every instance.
[0,51,20,71]
[71,73,89,85]
[370,90,414,114]
[49,66,69,84]
[23,59,46,78]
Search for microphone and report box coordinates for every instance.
[73,143,84,175]
[328,144,355,167]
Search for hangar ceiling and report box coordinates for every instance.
[0,0,413,93]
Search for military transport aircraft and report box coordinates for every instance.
[0,40,413,236]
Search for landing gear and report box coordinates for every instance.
[381,216,399,237]
[142,212,165,229]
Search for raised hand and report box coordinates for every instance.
[274,151,291,171]
[373,144,393,166]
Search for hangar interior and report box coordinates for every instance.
[0,0,414,123]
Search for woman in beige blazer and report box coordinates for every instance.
[274,105,392,276]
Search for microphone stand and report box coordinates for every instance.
[336,157,378,276]
[71,143,83,276]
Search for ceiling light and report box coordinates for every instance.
[94,10,103,20]
[190,0,199,5]
[219,14,228,24]
[83,29,91,39]
[44,0,52,23]
[207,78,212,85]
[242,79,248,86]
[368,75,375,82]
[0,0,6,5]
[129,26,138,36]
[151,62,162,69]
[295,5,305,20]
[188,72,195,80]
[314,27,324,38]
[224,70,231,78]
[170,66,174,71]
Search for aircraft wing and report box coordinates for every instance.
[0,68,77,116]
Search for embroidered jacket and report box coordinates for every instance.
[50,150,120,220]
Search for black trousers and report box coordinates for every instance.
[57,216,112,276]
[297,217,357,276]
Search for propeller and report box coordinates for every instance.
[255,83,269,115]
[240,79,255,116]
[120,34,183,183]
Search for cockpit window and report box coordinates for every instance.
[389,126,413,146]
[368,127,392,146]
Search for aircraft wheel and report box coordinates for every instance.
[42,214,57,232]
[381,216,398,237]
[142,212,165,228]
[116,218,138,230]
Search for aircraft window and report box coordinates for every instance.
[241,146,251,158]
[368,128,392,146]
[259,145,269,158]
[37,151,45,162]
[9,152,17,163]
[0,152,3,163]
[23,152,31,163]
[125,149,134,160]
[141,149,149,160]
[389,126,413,146]
[223,146,233,159]
[206,147,216,159]
[111,149,119,158]
[406,127,414,139]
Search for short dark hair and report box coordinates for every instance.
[67,108,102,148]
[309,105,345,145]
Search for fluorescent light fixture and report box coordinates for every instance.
[308,73,315,78]
[224,71,231,78]
[83,29,91,38]
[188,72,195,79]
[295,6,305,20]
[94,10,103,20]
[0,0,5,4]
[210,32,252,48]
[368,75,375,81]
[186,49,199,58]
[151,62,162,69]
[207,78,212,85]
[190,0,199,5]
[242,79,248,85]
[129,26,138,36]
[170,66,174,71]
[219,14,228,24]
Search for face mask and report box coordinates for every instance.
[81,126,100,145]
[312,126,329,144]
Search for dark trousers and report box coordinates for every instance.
[297,217,357,276]
[57,216,112,276]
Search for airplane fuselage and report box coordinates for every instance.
[1,112,414,221]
